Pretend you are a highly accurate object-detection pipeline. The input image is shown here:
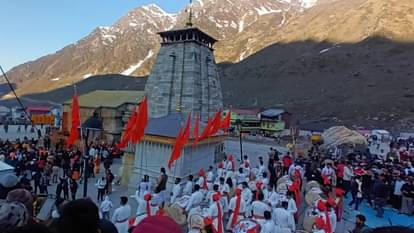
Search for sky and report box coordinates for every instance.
[0,0,188,72]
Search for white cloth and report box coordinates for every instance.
[260,220,276,233]
[138,181,151,199]
[321,166,334,177]
[343,166,354,181]
[263,189,279,208]
[328,209,337,233]
[236,172,248,184]
[100,196,113,212]
[242,188,253,204]
[186,191,204,212]
[183,181,193,195]
[171,183,182,203]
[272,207,294,232]
[251,201,271,218]
[197,176,206,189]
[394,180,405,196]
[226,196,247,230]
[208,202,224,233]
[112,205,132,233]
[97,179,107,189]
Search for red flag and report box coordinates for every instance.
[168,114,191,169]
[66,93,80,146]
[199,117,213,140]
[130,97,148,144]
[209,110,222,136]
[117,109,138,149]
[221,110,231,132]
[193,114,200,146]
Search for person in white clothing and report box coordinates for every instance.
[138,175,151,199]
[226,188,246,231]
[225,155,235,180]
[170,178,182,204]
[241,182,253,204]
[327,200,337,233]
[236,168,248,185]
[286,192,297,231]
[260,211,277,233]
[258,158,266,179]
[208,193,224,233]
[217,162,226,180]
[132,192,159,226]
[111,196,132,233]
[183,175,194,195]
[185,184,204,212]
[272,201,295,233]
[251,192,271,220]
[100,195,113,220]
[263,184,279,208]
[207,166,215,190]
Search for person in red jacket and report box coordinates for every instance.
[282,152,293,175]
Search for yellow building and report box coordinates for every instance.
[63,90,145,142]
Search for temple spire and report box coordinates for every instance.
[186,0,193,27]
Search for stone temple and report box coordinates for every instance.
[145,27,223,120]
[127,24,225,190]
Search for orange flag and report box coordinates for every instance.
[199,117,213,140]
[131,97,148,144]
[168,114,191,169]
[209,110,222,136]
[221,110,231,132]
[117,108,138,149]
[193,114,200,146]
[66,92,80,146]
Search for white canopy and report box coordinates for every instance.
[322,126,368,149]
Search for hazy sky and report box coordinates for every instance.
[0,0,188,72]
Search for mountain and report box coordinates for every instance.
[3,0,414,129]
[3,0,318,96]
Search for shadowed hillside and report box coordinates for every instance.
[220,37,414,130]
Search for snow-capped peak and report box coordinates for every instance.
[279,0,318,9]
[141,4,173,17]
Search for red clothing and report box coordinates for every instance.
[336,163,345,178]
[282,155,292,168]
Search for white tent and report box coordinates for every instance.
[322,126,368,149]
[0,161,14,176]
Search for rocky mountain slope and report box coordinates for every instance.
[3,0,318,96]
[2,0,414,129]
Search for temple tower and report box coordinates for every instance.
[145,27,223,121]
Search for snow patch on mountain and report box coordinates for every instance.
[121,50,154,75]
[83,73,92,79]
[255,6,282,16]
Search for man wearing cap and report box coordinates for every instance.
[111,196,131,233]
[0,173,19,199]
[226,188,246,231]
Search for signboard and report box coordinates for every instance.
[31,114,55,125]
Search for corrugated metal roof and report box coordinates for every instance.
[64,90,145,108]
[260,109,285,118]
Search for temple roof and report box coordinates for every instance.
[158,27,217,49]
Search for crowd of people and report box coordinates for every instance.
[0,127,413,233]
